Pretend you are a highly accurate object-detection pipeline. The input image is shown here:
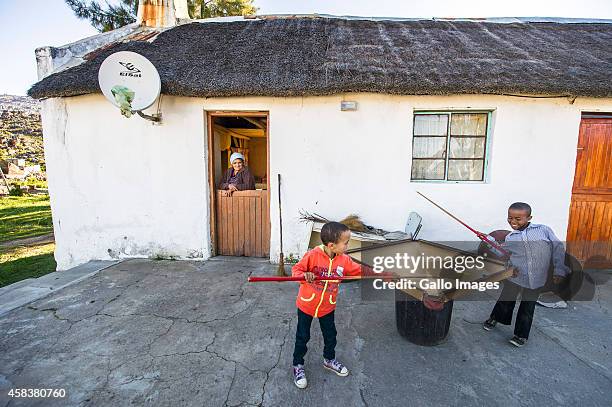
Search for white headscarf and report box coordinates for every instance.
[230,152,245,164]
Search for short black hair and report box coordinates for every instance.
[320,221,350,245]
[508,202,532,216]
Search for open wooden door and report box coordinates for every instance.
[566,114,612,268]
[207,112,270,257]
[216,190,270,256]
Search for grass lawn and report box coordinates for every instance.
[0,195,53,244]
[0,195,55,287]
[0,243,56,287]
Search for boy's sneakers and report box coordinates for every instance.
[293,365,307,389]
[323,358,349,377]
[483,318,497,331]
[509,336,527,347]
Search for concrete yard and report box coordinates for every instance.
[0,258,610,407]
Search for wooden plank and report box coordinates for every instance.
[262,191,270,256]
[577,201,587,259]
[607,202,612,261]
[250,196,257,256]
[216,192,222,255]
[207,111,268,117]
[573,119,612,194]
[216,191,223,255]
[583,127,597,188]
[595,129,606,187]
[221,192,229,255]
[233,195,240,256]
[255,195,262,256]
[579,121,588,187]
[244,196,251,256]
[218,193,223,255]
[243,117,265,129]
[569,201,579,240]
[238,196,245,256]
[226,194,231,256]
[226,194,233,256]
[592,202,605,241]
[265,114,271,255]
[207,114,217,256]
[217,192,223,255]
[567,201,579,259]
[226,128,266,137]
[603,131,612,188]
[570,193,612,202]
[604,202,612,241]
[585,202,595,242]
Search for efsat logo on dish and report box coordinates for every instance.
[99,51,161,112]
[119,62,142,77]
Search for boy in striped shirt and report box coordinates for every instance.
[483,202,570,347]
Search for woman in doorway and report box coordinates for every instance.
[219,152,256,195]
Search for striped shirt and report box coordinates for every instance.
[503,223,570,289]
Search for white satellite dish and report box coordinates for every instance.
[98,51,161,121]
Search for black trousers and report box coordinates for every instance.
[292,308,337,366]
[490,280,540,339]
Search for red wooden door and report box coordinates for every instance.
[566,116,612,268]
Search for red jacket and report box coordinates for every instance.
[292,245,362,318]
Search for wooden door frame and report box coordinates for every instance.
[205,110,270,256]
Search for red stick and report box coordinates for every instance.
[248,276,362,283]
[416,191,510,257]
[248,271,399,282]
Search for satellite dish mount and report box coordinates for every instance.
[98,51,162,123]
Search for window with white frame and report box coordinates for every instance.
[411,112,490,182]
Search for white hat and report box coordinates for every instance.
[230,152,245,164]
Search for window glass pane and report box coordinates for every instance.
[449,137,486,158]
[411,159,445,180]
[450,113,487,136]
[413,137,447,158]
[447,160,484,181]
[414,114,448,136]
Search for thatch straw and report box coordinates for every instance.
[299,210,387,235]
[29,17,612,99]
[339,214,367,232]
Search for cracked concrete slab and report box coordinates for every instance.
[0,260,120,316]
[0,259,610,407]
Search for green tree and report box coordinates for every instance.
[65,0,138,32]
[65,0,257,32]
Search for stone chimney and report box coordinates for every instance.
[136,0,190,28]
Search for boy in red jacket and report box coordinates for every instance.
[291,221,362,389]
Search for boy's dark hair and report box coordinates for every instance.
[509,202,532,216]
[320,221,350,245]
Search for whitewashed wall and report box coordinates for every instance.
[40,93,612,270]
[41,95,209,269]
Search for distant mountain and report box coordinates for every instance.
[0,95,42,138]
[0,95,40,116]
[0,95,44,168]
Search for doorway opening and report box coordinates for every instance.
[206,112,270,257]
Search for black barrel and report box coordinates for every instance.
[395,289,453,346]
[543,253,586,301]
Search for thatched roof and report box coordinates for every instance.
[28,17,612,99]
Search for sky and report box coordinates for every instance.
[1,0,611,96]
